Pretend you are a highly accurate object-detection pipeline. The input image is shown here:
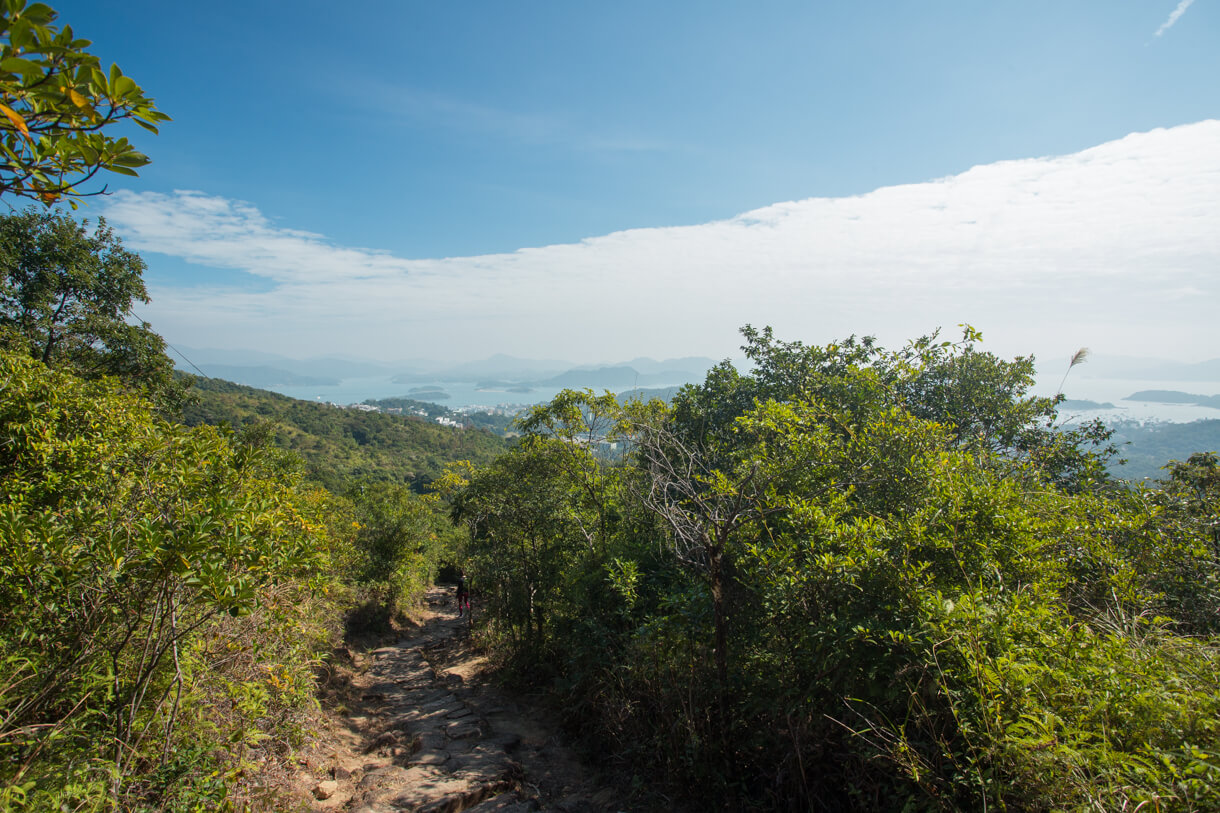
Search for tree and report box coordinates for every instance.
[516,388,624,552]
[343,480,452,620]
[732,324,1118,488]
[448,329,1220,810]
[625,397,767,697]
[446,442,600,649]
[0,207,181,404]
[1145,451,1220,633]
[0,0,168,205]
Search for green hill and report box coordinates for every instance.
[181,376,510,491]
[1109,418,1220,481]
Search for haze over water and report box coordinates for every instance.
[262,373,1220,425]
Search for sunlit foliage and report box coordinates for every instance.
[444,327,1220,811]
[0,350,340,808]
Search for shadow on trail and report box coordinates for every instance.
[289,586,626,812]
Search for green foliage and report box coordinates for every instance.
[1141,451,1220,634]
[448,326,1220,811]
[345,481,457,619]
[448,443,593,651]
[0,208,183,408]
[0,0,169,205]
[444,385,668,668]
[441,390,649,663]
[182,373,509,492]
[0,350,339,807]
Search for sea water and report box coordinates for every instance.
[1032,375,1220,425]
[265,377,686,411]
[261,374,1219,424]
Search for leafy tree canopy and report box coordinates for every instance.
[671,324,1117,491]
[0,207,182,406]
[0,0,168,205]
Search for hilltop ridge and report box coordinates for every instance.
[181,376,509,492]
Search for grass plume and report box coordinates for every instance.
[1057,347,1090,396]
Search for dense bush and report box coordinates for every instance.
[0,351,347,809]
[444,328,1220,811]
[343,480,462,629]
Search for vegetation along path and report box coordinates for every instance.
[287,587,623,812]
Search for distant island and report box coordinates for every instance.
[407,386,451,400]
[1058,398,1116,410]
[1124,390,1220,410]
[474,380,533,393]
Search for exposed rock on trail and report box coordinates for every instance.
[287,586,624,812]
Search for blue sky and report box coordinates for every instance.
[48,0,1220,364]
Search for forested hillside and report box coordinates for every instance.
[182,375,509,491]
[1110,418,1220,480]
[362,396,520,435]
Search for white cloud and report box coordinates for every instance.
[106,121,1220,365]
[1155,0,1196,36]
[105,190,414,284]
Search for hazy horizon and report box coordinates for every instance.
[169,342,1220,377]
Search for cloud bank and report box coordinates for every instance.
[106,121,1220,364]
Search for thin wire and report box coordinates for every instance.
[164,339,208,379]
[126,308,208,378]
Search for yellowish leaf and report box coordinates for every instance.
[67,87,88,108]
[0,102,31,140]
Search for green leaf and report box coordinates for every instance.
[22,4,57,25]
[1,55,42,78]
[109,149,148,167]
[112,75,136,98]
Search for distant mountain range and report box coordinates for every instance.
[1067,356,1220,382]
[173,345,719,394]
[173,346,1220,405]
[431,353,575,381]
[173,346,396,382]
[538,365,709,389]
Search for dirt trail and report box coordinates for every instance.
[285,586,626,812]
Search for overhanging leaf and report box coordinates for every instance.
[0,101,32,140]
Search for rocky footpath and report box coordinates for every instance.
[286,587,624,812]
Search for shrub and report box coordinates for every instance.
[0,350,340,808]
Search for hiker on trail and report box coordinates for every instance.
[455,570,470,618]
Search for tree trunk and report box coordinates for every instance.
[42,290,71,364]
[708,542,732,783]
[709,546,728,692]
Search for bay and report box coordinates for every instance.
[260,373,1220,425]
